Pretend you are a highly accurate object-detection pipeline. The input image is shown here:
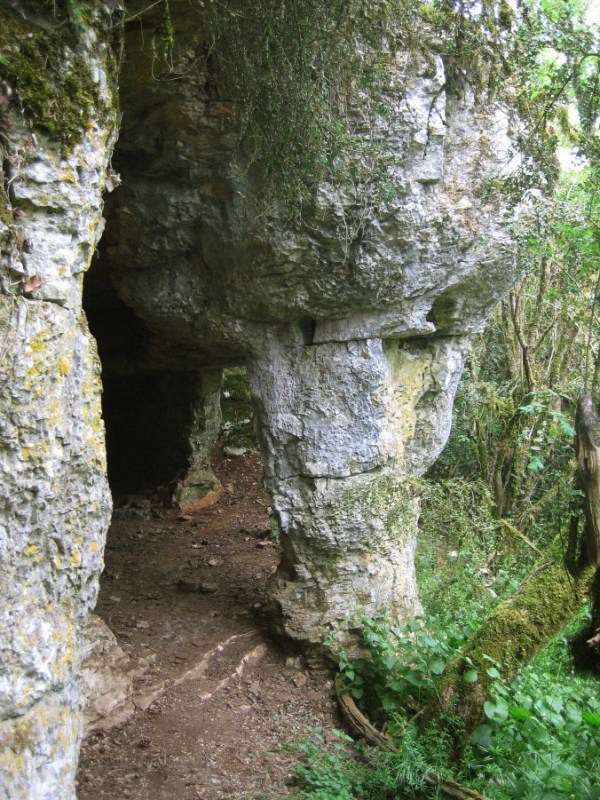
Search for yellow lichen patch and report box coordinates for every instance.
[384,340,434,460]
[61,169,78,185]
[23,545,38,556]
[58,359,70,376]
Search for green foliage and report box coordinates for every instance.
[500,0,600,194]
[337,615,472,730]
[464,610,600,799]
[417,478,539,632]
[293,731,358,800]
[515,0,600,180]
[292,725,448,799]
[433,168,599,543]
[220,367,256,449]
[316,608,600,800]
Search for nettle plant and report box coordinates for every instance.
[334,610,600,800]
[337,615,474,730]
[465,611,600,800]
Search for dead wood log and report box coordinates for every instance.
[335,677,492,800]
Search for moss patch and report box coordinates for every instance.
[423,545,596,744]
[0,3,112,151]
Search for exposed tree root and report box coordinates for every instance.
[335,677,492,800]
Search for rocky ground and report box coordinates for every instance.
[77,446,343,800]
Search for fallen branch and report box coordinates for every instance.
[505,560,555,604]
[335,677,492,800]
[499,518,544,557]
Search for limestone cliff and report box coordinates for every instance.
[99,2,518,645]
[0,4,119,797]
[0,2,523,797]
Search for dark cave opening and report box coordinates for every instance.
[83,257,207,498]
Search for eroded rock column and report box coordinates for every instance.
[173,369,223,511]
[249,330,467,646]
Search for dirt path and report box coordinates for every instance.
[77,447,341,800]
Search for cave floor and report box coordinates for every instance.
[77,446,342,800]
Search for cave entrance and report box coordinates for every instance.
[82,257,245,503]
[79,261,280,767]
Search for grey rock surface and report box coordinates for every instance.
[101,5,519,645]
[0,4,526,795]
[0,15,118,799]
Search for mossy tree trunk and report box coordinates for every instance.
[576,392,600,566]
[419,393,600,756]
[589,568,600,662]
[419,549,594,754]
[576,393,600,661]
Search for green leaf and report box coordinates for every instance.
[430,658,446,675]
[405,669,428,688]
[471,724,494,750]
[382,655,397,671]
[486,667,501,679]
[508,705,534,720]
[582,711,600,726]
[463,670,479,683]
[484,699,509,721]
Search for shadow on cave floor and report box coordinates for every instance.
[77,444,340,800]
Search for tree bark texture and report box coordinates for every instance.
[576,392,600,566]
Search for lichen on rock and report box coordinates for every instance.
[0,4,120,797]
[0,2,119,152]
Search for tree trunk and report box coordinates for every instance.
[418,393,600,754]
[588,568,600,661]
[575,392,600,566]
[419,543,595,753]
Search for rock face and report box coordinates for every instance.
[0,5,119,798]
[0,2,522,796]
[248,335,469,643]
[81,614,146,734]
[98,3,517,645]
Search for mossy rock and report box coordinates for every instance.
[0,2,117,152]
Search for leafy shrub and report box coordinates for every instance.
[417,478,535,628]
[337,615,471,730]
[326,609,600,800]
[464,609,600,800]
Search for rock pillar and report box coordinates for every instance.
[249,330,467,646]
[173,369,223,511]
